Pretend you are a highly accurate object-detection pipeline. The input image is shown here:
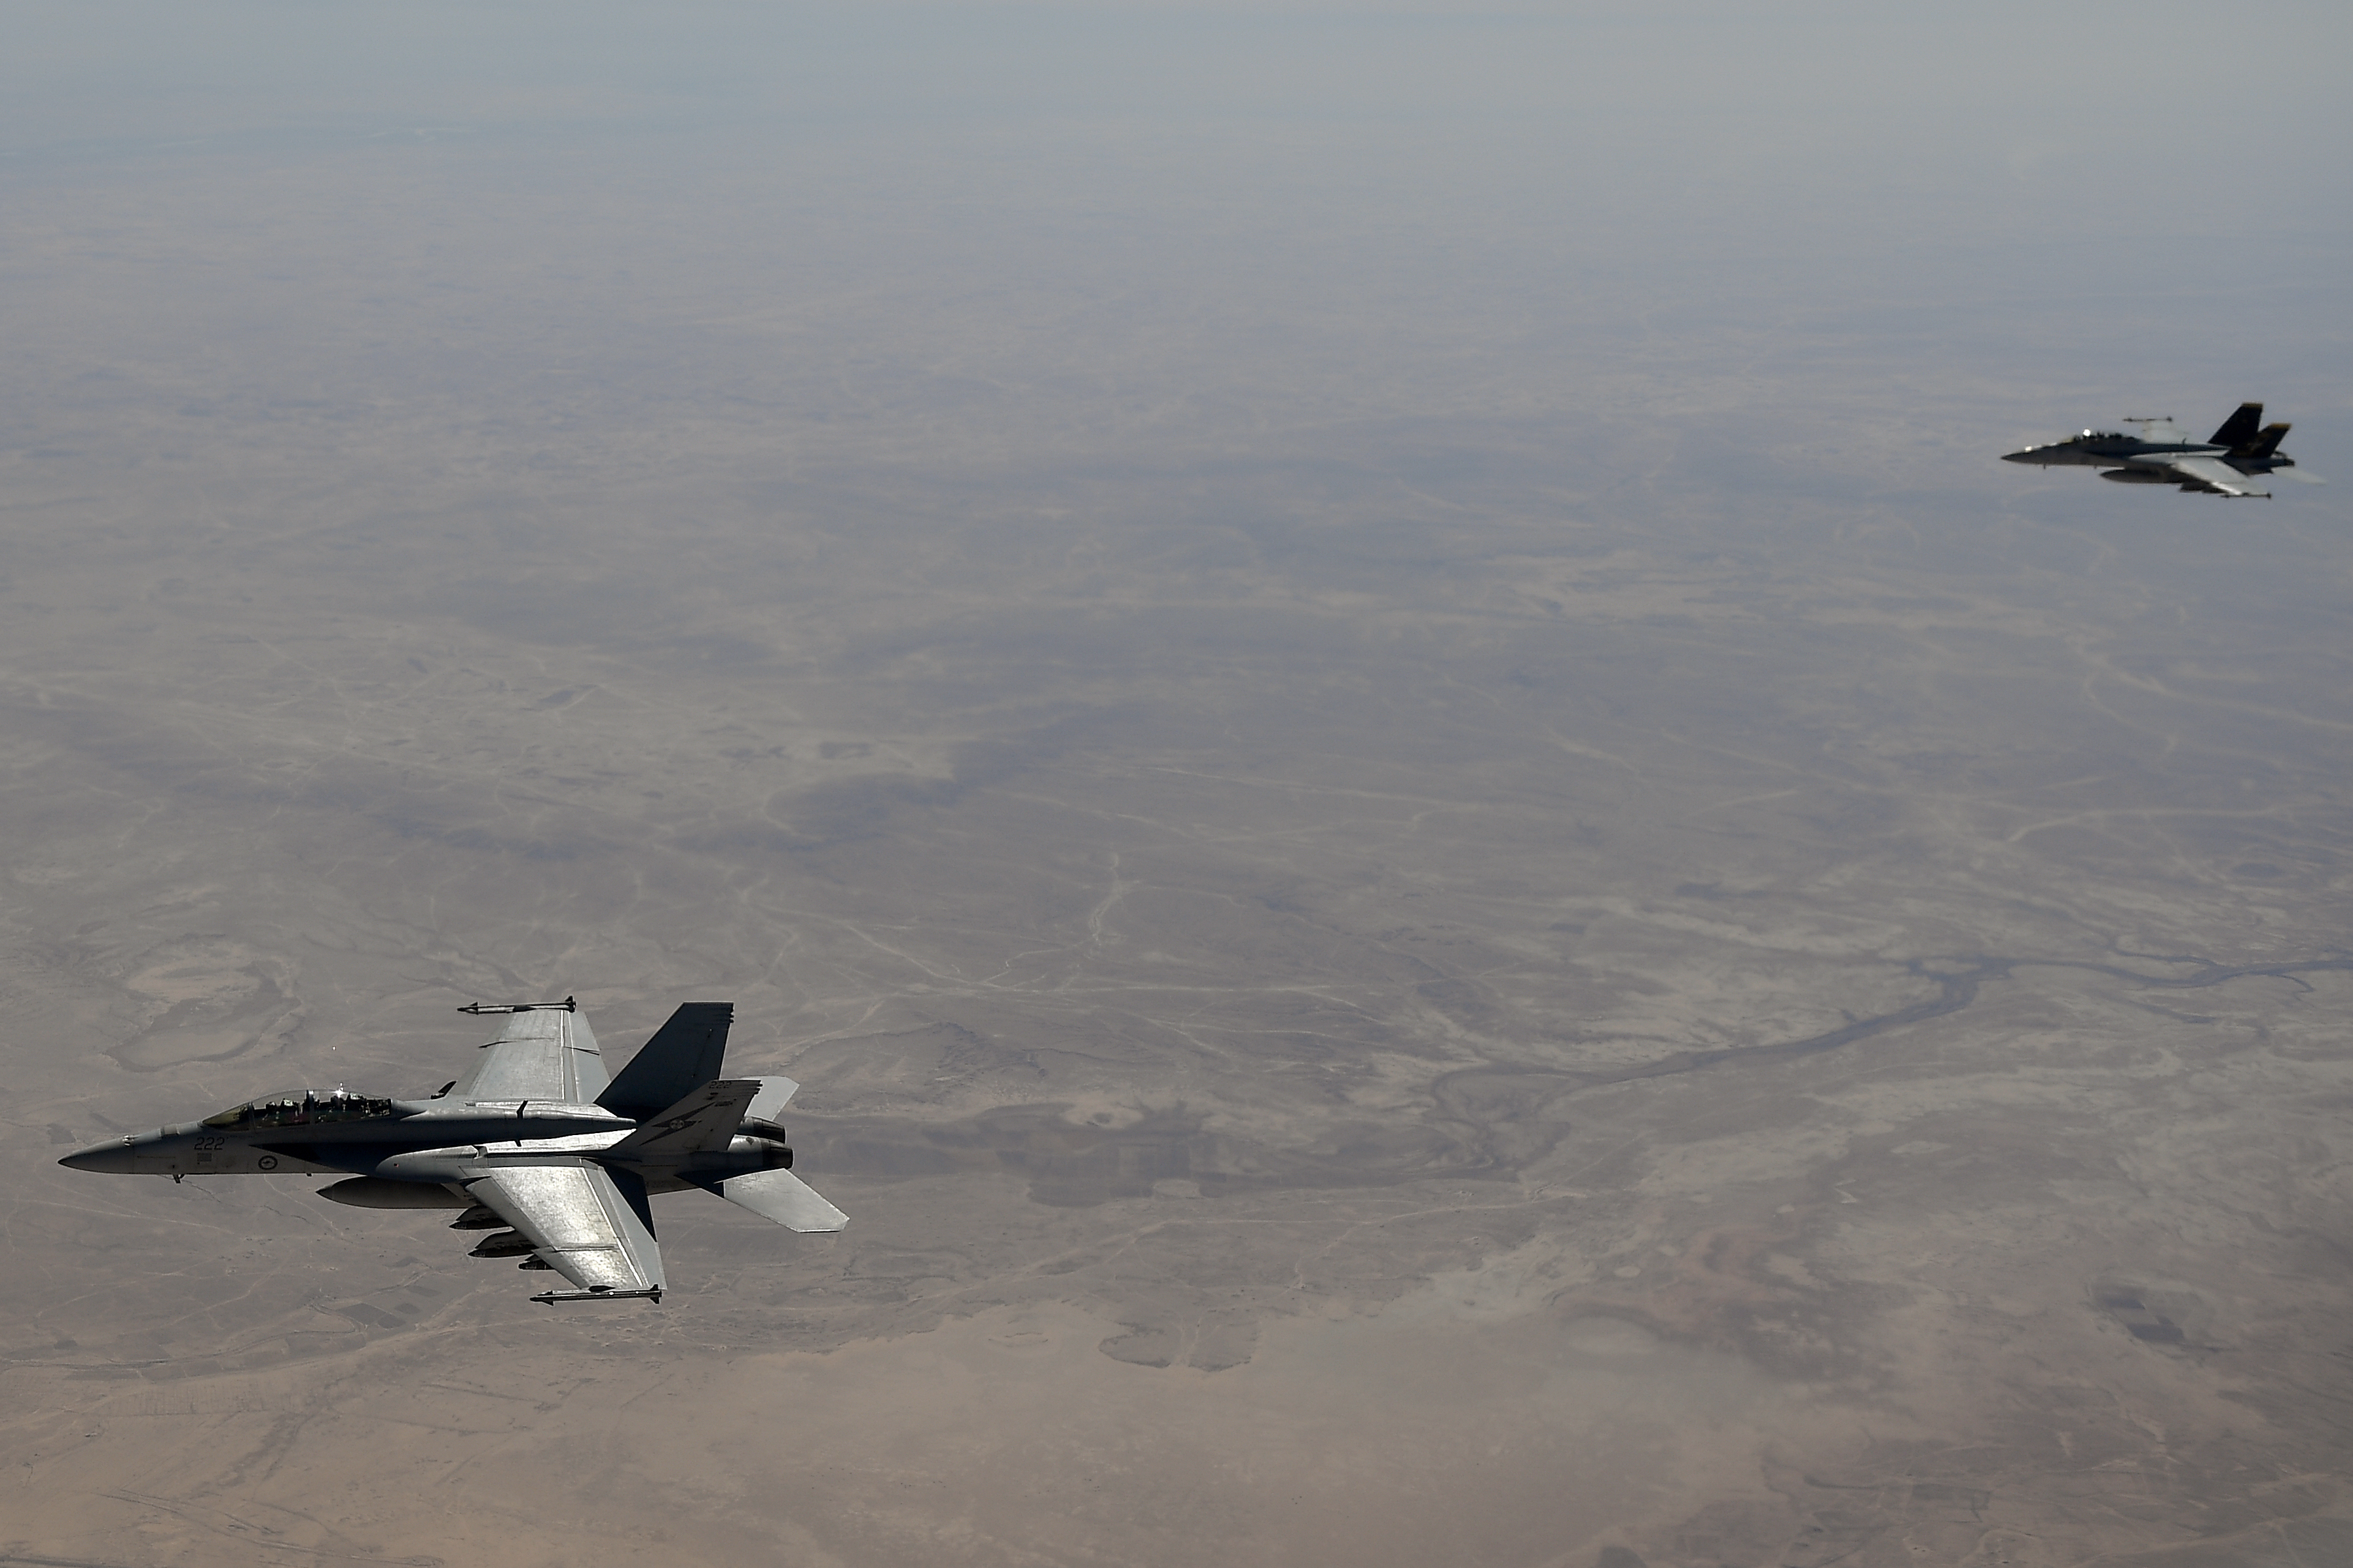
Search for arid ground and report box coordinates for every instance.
[4,12,2350,1565]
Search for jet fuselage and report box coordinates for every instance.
[2002,429,2213,469]
[54,1001,846,1303]
[2001,404,2308,497]
[60,1098,794,1196]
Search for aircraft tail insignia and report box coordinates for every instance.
[2242,421,2292,460]
[603,1078,761,1159]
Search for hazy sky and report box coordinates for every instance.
[13,3,2348,225]
[9,0,2348,527]
[11,3,2346,426]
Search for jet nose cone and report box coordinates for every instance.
[2002,449,2034,463]
[60,1138,135,1173]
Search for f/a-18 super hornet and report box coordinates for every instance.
[58,1000,844,1305]
[2003,403,2320,497]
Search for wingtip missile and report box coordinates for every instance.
[531,1286,664,1305]
[458,996,576,1015]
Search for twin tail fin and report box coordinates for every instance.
[2208,402,2263,449]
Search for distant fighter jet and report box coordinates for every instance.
[2003,403,2319,497]
[58,1000,844,1305]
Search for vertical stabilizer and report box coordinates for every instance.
[596,1002,734,1119]
[2208,402,2263,449]
[2243,422,2291,460]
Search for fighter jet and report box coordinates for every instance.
[57,999,844,1305]
[2003,403,2320,497]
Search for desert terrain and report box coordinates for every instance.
[3,10,2351,1565]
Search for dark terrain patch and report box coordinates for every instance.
[2097,1288,2204,1347]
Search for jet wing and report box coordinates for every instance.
[2164,455,2270,496]
[448,1006,611,1105]
[463,1162,664,1299]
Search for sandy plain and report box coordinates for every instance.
[2,109,2351,1568]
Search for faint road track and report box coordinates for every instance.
[1573,950,2353,1090]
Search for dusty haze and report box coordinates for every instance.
[5,4,2351,1565]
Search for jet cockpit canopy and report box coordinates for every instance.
[202,1087,397,1130]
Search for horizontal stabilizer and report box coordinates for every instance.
[707,1167,847,1232]
[744,1075,800,1126]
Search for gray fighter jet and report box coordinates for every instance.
[2003,403,2320,497]
[58,1000,844,1305]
